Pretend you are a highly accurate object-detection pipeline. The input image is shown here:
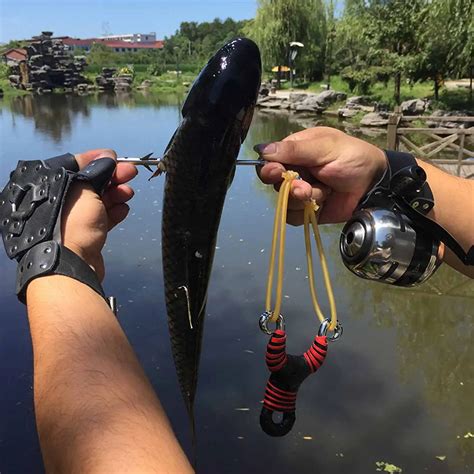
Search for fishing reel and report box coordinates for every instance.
[341,207,441,286]
[340,151,473,286]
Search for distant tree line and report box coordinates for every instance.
[245,0,473,102]
[84,18,249,75]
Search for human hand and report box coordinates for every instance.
[61,149,137,281]
[256,127,387,225]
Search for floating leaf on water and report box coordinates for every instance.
[435,456,446,461]
[375,461,402,473]
[302,436,312,440]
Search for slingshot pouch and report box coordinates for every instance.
[0,153,116,302]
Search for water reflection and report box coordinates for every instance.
[0,94,472,473]
[2,91,186,144]
[6,94,90,142]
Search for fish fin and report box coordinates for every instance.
[227,163,237,189]
[197,292,208,321]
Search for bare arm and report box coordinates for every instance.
[418,159,474,277]
[27,276,193,474]
[22,149,193,473]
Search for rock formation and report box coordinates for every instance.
[8,31,88,93]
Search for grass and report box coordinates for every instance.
[0,78,28,98]
[0,63,28,98]
[307,75,351,94]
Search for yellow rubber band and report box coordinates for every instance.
[265,172,338,330]
[304,201,338,330]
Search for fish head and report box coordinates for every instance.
[182,37,261,142]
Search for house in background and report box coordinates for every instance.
[1,48,27,64]
[99,32,157,43]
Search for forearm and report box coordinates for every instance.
[417,160,474,277]
[27,276,193,474]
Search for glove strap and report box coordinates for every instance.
[16,241,105,303]
[358,150,434,214]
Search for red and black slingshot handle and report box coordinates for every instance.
[260,329,328,437]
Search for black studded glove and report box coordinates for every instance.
[0,153,116,303]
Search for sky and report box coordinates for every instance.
[0,0,258,43]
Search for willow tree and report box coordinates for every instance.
[244,0,327,85]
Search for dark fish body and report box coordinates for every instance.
[160,38,261,417]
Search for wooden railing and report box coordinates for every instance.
[386,110,474,178]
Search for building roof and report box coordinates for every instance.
[62,38,96,47]
[2,48,27,62]
[100,40,164,49]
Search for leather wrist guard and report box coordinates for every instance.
[358,150,434,215]
[0,153,116,303]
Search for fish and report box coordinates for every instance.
[156,38,261,423]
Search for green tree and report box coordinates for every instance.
[324,0,336,89]
[348,0,425,104]
[414,0,473,100]
[244,0,327,86]
[87,43,118,67]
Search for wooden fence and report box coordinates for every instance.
[386,110,474,178]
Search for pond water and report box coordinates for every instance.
[0,93,472,474]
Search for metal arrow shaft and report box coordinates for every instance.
[117,157,267,166]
